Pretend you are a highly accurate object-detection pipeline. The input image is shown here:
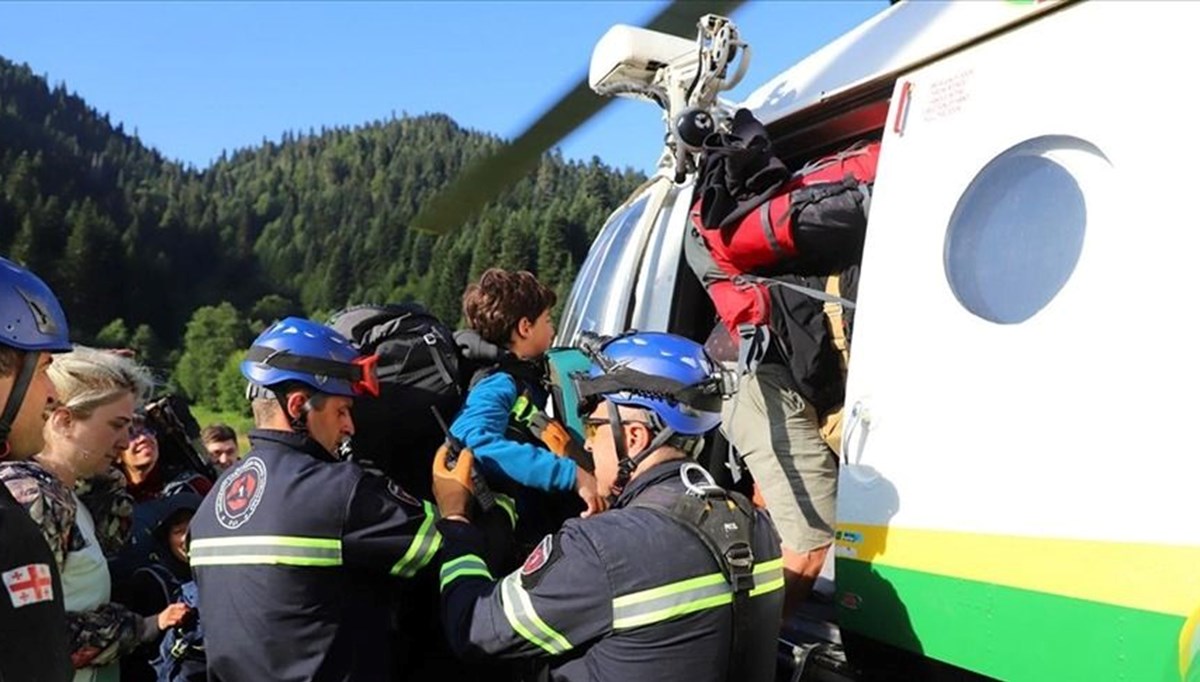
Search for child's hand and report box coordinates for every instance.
[157,603,190,630]
[575,468,607,518]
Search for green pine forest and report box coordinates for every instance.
[0,57,646,411]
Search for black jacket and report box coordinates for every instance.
[439,459,784,682]
[190,429,440,682]
[0,482,73,682]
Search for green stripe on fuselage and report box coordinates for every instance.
[836,558,1183,681]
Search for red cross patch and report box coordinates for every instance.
[3,563,54,608]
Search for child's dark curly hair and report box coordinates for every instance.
[462,268,557,347]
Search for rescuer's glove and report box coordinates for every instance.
[433,445,475,521]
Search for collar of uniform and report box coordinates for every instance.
[247,428,337,462]
[613,458,688,509]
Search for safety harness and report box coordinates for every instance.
[631,463,757,680]
[575,336,756,676]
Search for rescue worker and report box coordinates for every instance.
[434,331,785,682]
[189,317,441,682]
[0,257,74,682]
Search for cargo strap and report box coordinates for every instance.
[737,274,855,310]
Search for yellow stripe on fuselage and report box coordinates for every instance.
[836,524,1200,617]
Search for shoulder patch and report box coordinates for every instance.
[215,457,267,530]
[3,563,54,608]
[519,534,558,588]
[386,478,421,508]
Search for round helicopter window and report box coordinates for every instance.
[944,136,1106,324]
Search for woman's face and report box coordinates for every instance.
[57,392,137,479]
[118,416,159,473]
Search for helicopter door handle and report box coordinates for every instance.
[842,399,871,466]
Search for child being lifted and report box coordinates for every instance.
[451,269,605,555]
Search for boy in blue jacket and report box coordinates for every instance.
[450,269,604,546]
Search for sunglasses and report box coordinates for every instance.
[582,416,654,440]
[582,417,610,440]
[130,423,156,439]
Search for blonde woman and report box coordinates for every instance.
[0,347,188,682]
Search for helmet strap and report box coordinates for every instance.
[611,405,677,498]
[0,351,39,452]
[276,391,313,435]
[611,408,632,493]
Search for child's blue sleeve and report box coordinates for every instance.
[449,372,578,493]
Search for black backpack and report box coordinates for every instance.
[329,303,464,498]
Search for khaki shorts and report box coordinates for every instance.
[721,362,837,554]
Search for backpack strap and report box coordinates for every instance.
[630,464,758,679]
[735,323,770,379]
[423,329,458,388]
[133,563,180,607]
[823,274,850,375]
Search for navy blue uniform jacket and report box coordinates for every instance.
[190,429,440,682]
[438,459,785,682]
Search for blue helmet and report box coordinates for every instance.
[0,257,71,352]
[579,331,726,436]
[241,317,378,398]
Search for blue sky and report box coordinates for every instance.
[0,1,886,174]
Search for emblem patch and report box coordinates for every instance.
[520,534,555,582]
[3,563,54,608]
[216,457,268,530]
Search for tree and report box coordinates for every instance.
[0,57,646,391]
[216,353,251,415]
[94,318,130,348]
[174,302,250,410]
[249,294,301,330]
[130,323,164,369]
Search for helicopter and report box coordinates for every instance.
[414,1,1200,680]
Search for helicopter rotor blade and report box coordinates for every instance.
[411,0,746,235]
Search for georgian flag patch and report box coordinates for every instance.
[3,563,54,608]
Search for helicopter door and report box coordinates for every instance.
[837,1,1200,676]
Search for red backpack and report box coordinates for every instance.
[687,139,880,336]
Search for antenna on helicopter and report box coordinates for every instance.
[589,15,750,182]
[409,0,746,236]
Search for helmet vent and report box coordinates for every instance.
[17,288,58,336]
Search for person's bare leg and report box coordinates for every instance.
[782,543,830,616]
